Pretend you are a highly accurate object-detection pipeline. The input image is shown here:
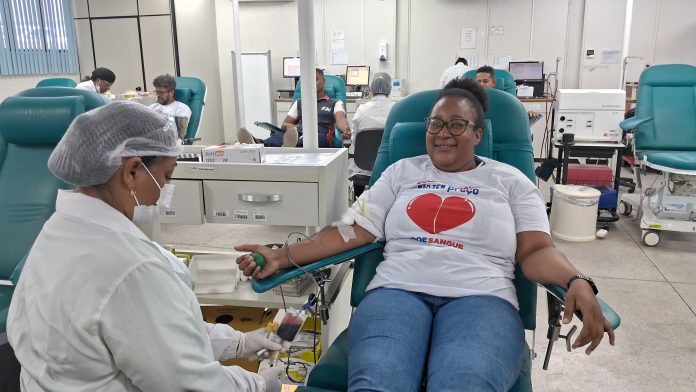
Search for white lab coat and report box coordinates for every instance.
[75,79,99,93]
[7,190,266,392]
[350,95,396,177]
[439,63,472,87]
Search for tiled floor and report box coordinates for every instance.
[161,168,696,392]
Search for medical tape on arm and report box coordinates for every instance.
[331,198,373,242]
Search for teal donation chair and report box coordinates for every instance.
[175,76,207,144]
[619,64,696,245]
[0,96,87,390]
[251,88,621,391]
[255,74,349,147]
[36,78,77,88]
[15,87,107,111]
[463,68,517,95]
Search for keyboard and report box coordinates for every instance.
[346,92,363,99]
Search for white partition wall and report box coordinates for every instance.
[71,0,178,92]
[91,18,143,91]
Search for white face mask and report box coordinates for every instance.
[131,163,175,225]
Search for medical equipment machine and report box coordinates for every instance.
[554,89,625,142]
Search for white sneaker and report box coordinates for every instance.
[283,127,299,147]
[237,127,255,144]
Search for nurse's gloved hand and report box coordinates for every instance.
[259,366,283,392]
[237,327,283,358]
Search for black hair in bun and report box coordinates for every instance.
[433,77,489,125]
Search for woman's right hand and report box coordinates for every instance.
[234,244,282,279]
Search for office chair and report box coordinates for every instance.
[255,74,349,147]
[348,128,384,198]
[619,64,696,245]
[36,77,77,88]
[252,89,620,391]
[0,96,85,389]
[462,68,517,96]
[175,76,207,144]
[15,87,106,111]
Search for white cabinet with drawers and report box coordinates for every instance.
[163,147,349,230]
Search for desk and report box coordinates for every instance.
[158,147,351,345]
[196,262,351,309]
[161,146,349,229]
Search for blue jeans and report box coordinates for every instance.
[263,130,331,147]
[348,288,525,392]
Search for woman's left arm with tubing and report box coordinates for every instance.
[516,233,616,355]
[236,164,399,279]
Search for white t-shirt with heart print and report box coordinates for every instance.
[344,154,550,309]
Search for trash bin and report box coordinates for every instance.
[550,185,601,242]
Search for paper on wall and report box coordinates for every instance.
[463,53,478,68]
[489,25,504,36]
[330,49,349,65]
[600,48,622,64]
[331,29,345,50]
[460,27,476,49]
[490,54,512,70]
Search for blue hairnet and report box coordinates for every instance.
[370,72,392,95]
[49,100,182,187]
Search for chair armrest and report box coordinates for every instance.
[251,243,384,293]
[254,121,283,134]
[544,284,621,330]
[620,116,652,131]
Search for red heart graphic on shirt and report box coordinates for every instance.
[406,193,476,234]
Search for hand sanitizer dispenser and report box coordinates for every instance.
[379,42,388,62]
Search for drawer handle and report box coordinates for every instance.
[239,194,282,203]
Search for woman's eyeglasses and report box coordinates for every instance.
[424,117,475,136]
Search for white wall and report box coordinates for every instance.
[400,0,574,93]
[579,0,627,89]
[174,0,225,145]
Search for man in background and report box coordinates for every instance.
[476,65,540,119]
[148,74,192,139]
[439,57,471,87]
[350,72,396,197]
[238,68,351,148]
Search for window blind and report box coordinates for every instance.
[0,0,78,75]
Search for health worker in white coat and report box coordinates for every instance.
[7,101,283,392]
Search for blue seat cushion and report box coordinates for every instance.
[303,329,532,392]
[637,150,696,171]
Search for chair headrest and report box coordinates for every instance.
[175,88,193,104]
[15,87,105,111]
[324,85,336,97]
[639,64,696,86]
[0,96,85,144]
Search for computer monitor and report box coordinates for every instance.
[508,61,544,81]
[346,65,370,86]
[283,57,301,78]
